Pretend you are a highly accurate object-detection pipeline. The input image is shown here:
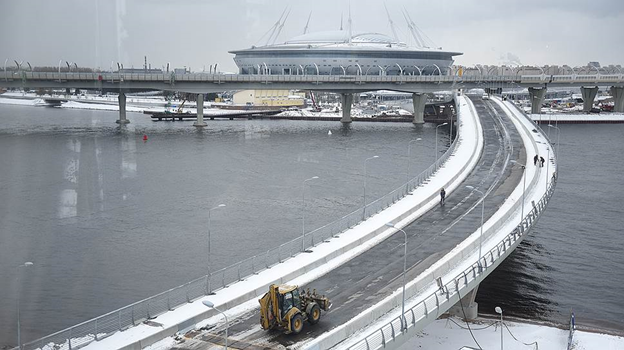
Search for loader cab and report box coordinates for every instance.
[278,285,301,317]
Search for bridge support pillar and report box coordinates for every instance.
[528,87,546,115]
[412,93,426,124]
[581,86,598,113]
[447,285,479,320]
[340,93,353,124]
[116,92,130,124]
[194,93,207,127]
[610,86,624,113]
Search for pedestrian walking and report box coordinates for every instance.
[534,154,539,166]
[440,188,446,205]
[540,156,545,167]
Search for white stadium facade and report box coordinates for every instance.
[230,30,462,76]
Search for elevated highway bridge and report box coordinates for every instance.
[1,71,623,125]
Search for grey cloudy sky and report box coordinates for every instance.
[1,0,622,72]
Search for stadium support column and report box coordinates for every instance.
[116,92,130,124]
[340,93,354,123]
[194,93,207,127]
[581,86,598,113]
[448,285,479,320]
[610,86,624,113]
[528,87,546,115]
[412,93,426,124]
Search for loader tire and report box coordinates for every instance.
[308,303,321,325]
[291,313,304,334]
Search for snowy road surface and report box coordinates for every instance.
[170,97,526,350]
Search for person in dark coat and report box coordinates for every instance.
[440,188,446,205]
[540,156,545,167]
[534,154,539,166]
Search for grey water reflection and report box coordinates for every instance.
[0,105,444,345]
[478,123,624,333]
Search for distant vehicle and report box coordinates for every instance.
[482,94,489,100]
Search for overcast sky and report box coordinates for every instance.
[1,0,622,72]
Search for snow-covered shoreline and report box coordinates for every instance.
[398,316,623,350]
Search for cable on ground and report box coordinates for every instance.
[456,288,483,350]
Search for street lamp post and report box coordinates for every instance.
[17,262,34,350]
[364,155,380,218]
[546,147,551,191]
[384,223,408,331]
[495,306,503,350]
[208,204,226,274]
[302,176,319,252]
[202,300,228,349]
[465,186,485,270]
[435,123,448,164]
[407,138,422,184]
[510,160,526,221]
[548,124,560,161]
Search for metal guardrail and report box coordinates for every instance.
[1,71,623,86]
[14,110,461,350]
[347,170,558,350]
[345,98,558,350]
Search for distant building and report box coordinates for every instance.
[233,90,305,107]
[588,61,601,68]
[230,31,461,76]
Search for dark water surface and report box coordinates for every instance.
[477,124,624,332]
[0,104,446,346]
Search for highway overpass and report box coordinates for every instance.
[1,71,623,124]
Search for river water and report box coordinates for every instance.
[1,104,622,347]
[0,104,445,346]
[477,123,624,333]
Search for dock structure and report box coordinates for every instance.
[148,109,282,121]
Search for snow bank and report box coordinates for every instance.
[530,113,624,122]
[398,317,624,350]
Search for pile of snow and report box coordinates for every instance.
[530,113,624,122]
[398,316,624,350]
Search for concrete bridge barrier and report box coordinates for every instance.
[331,97,557,350]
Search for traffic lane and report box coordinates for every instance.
[188,97,524,349]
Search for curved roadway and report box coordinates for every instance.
[176,97,527,350]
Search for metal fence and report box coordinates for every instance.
[15,111,461,350]
[346,168,558,350]
[345,98,558,350]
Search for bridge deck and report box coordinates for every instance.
[171,97,526,349]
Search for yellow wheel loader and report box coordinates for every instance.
[259,284,331,334]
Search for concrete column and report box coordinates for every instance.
[411,93,427,124]
[116,92,129,124]
[610,86,624,113]
[528,87,546,114]
[340,93,353,123]
[581,86,598,113]
[448,285,479,320]
[194,93,207,127]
